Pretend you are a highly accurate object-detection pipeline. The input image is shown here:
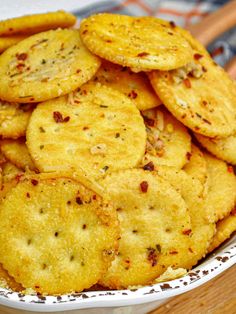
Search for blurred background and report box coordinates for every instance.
[0,0,235,68]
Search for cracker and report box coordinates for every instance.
[208,212,236,253]
[0,175,119,294]
[2,161,22,183]
[99,169,191,289]
[92,60,161,110]
[0,101,33,139]
[80,14,193,71]
[149,55,236,137]
[155,166,215,269]
[0,11,76,36]
[195,132,236,165]
[26,83,146,180]
[0,29,101,103]
[204,153,236,222]
[0,35,27,53]
[183,144,207,185]
[1,139,35,170]
[141,106,191,169]
[0,264,23,291]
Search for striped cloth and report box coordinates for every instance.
[73,0,236,67]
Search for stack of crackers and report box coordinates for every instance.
[0,11,235,295]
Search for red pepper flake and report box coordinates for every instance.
[202,100,207,106]
[231,208,236,215]
[147,248,158,266]
[31,179,38,186]
[181,113,187,119]
[194,53,203,60]
[143,161,154,171]
[92,195,97,200]
[137,52,149,57]
[186,152,192,161]
[183,78,191,88]
[228,166,234,173]
[82,30,88,35]
[169,250,178,255]
[83,126,89,130]
[16,53,28,61]
[53,111,70,123]
[182,229,192,235]
[26,192,30,198]
[144,116,155,127]
[106,39,112,43]
[188,247,193,253]
[76,69,81,73]
[210,46,224,58]
[169,21,176,28]
[140,181,148,193]
[128,90,138,99]
[76,197,83,205]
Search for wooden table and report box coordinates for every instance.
[151,264,236,314]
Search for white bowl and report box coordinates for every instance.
[0,234,235,314]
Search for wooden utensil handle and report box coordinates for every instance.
[186,0,236,46]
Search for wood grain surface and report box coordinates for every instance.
[150,265,236,314]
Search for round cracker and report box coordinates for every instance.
[149,56,236,137]
[92,60,161,110]
[0,101,33,139]
[99,169,191,289]
[80,14,193,71]
[183,144,207,185]
[0,35,27,53]
[155,166,215,269]
[1,139,35,170]
[141,106,191,169]
[0,175,119,294]
[204,153,236,222]
[26,83,146,180]
[0,11,76,36]
[0,264,23,292]
[0,29,101,103]
[207,213,236,253]
[195,132,236,165]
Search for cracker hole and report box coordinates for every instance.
[39,208,44,214]
[132,230,138,234]
[42,264,47,270]
[70,255,74,261]
[27,239,32,245]
[82,224,87,230]
[165,228,172,233]
[54,231,59,237]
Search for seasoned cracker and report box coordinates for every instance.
[0,35,27,53]
[149,56,236,137]
[0,175,119,294]
[0,101,33,139]
[183,144,207,185]
[156,166,215,269]
[208,212,236,253]
[204,154,236,222]
[99,169,191,289]
[0,11,76,36]
[80,14,193,71]
[26,83,146,180]
[0,264,23,291]
[141,106,191,169]
[195,132,236,165]
[0,29,101,103]
[92,60,161,110]
[1,139,35,170]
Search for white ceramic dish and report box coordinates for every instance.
[0,234,235,314]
